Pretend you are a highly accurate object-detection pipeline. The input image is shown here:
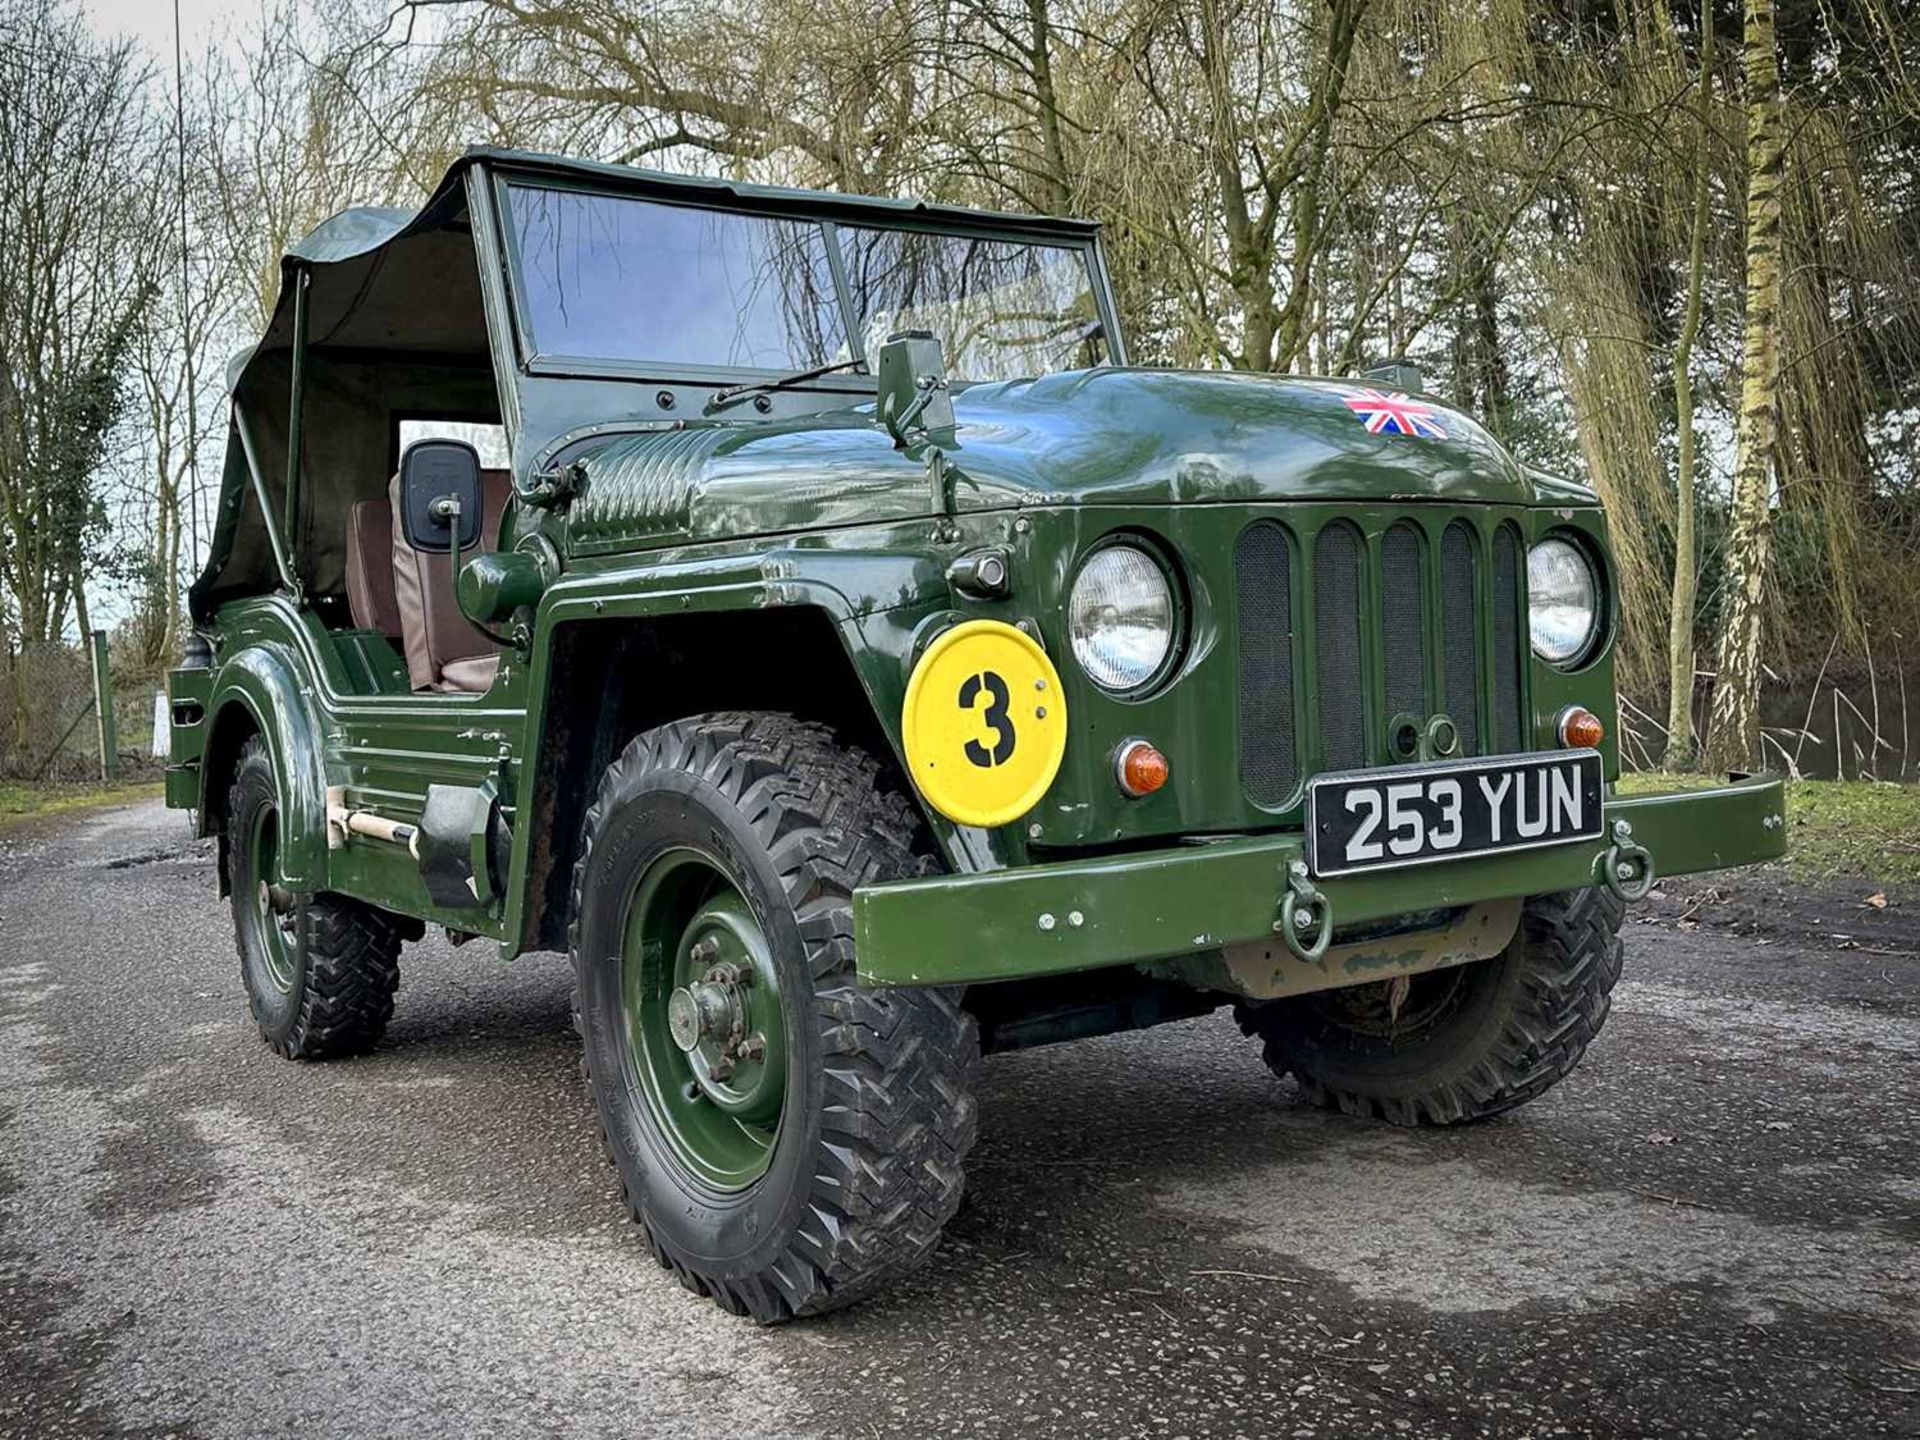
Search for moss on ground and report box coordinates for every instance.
[0,781,163,831]
[1619,773,1920,888]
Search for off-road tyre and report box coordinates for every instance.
[569,712,978,1323]
[1235,886,1625,1125]
[226,736,402,1059]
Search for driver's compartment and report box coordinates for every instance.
[202,176,514,699]
[345,463,511,693]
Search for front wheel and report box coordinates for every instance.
[569,713,978,1322]
[1236,887,1625,1125]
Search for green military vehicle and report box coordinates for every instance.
[167,147,1786,1322]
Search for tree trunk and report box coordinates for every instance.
[1663,0,1714,770]
[1026,0,1072,215]
[1704,0,1786,773]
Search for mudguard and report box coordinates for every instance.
[203,642,331,893]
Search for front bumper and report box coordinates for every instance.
[853,775,1785,986]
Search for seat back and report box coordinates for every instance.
[345,498,403,637]
[389,470,511,692]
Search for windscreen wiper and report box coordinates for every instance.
[707,358,866,413]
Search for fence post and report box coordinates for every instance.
[89,630,117,782]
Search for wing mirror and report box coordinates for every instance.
[398,440,483,554]
[876,329,954,447]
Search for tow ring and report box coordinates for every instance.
[1597,818,1656,901]
[1277,859,1333,963]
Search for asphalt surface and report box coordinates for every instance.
[1,798,1915,1439]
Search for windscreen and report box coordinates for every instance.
[838,227,1101,382]
[504,182,1105,381]
[507,185,847,370]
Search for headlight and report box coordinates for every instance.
[1528,538,1599,664]
[1069,545,1174,692]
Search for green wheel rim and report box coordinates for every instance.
[247,804,296,994]
[620,847,786,1192]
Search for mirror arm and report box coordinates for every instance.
[434,493,515,649]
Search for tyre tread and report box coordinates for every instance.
[1237,887,1625,1126]
[227,736,401,1060]
[568,711,978,1322]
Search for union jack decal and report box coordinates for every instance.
[1335,387,1448,439]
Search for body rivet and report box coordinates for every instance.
[1068,911,1084,928]
[1038,913,1056,932]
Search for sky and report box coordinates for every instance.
[79,0,241,58]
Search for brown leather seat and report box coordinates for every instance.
[388,470,512,693]
[346,498,403,637]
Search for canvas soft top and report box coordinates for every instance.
[192,148,1103,620]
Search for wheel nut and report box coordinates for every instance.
[737,1033,767,1063]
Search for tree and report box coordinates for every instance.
[1705,0,1786,772]
[0,0,153,656]
[1663,0,1715,769]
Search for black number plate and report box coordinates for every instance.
[1307,750,1605,878]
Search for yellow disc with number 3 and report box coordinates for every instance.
[902,620,1069,828]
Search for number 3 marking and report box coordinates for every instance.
[959,670,1017,768]
[1429,778,1463,849]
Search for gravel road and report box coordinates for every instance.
[2,799,1915,1439]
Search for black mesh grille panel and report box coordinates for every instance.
[1440,522,1480,754]
[1235,522,1297,805]
[1314,523,1366,771]
[1381,523,1428,721]
[1492,525,1525,752]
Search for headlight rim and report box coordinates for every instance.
[1527,532,1605,669]
[1068,534,1185,699]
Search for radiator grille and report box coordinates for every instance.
[1440,521,1480,755]
[1234,512,1531,807]
[1313,523,1367,772]
[1235,522,1298,806]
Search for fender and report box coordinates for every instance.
[498,544,955,957]
[204,642,332,893]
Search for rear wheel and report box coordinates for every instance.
[570,712,978,1322]
[227,736,401,1059]
[1236,887,1625,1125]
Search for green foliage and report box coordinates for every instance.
[1619,772,1920,886]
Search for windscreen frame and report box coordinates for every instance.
[489,168,1126,387]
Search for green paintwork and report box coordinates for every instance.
[168,148,1783,1005]
[851,774,1788,986]
[623,847,783,1190]
[245,803,295,992]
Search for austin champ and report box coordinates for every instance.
[166,148,1786,1321]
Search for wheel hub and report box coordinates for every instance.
[620,849,787,1190]
[671,904,780,1115]
[249,808,297,994]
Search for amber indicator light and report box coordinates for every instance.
[1115,739,1171,797]
[1558,706,1605,749]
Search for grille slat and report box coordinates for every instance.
[1236,513,1530,806]
[1492,526,1525,753]
[1382,523,1429,721]
[1313,523,1367,773]
[1440,521,1481,754]
[1235,523,1298,805]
